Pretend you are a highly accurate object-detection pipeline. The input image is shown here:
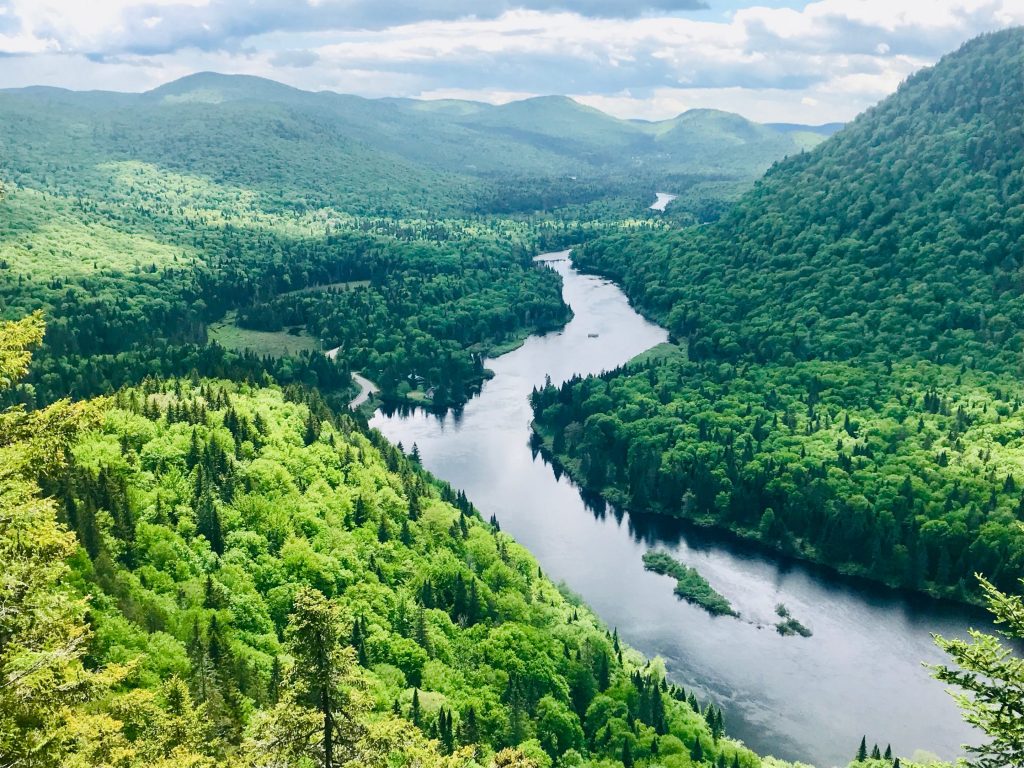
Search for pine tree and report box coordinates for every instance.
[411,688,421,726]
[269,655,282,705]
[856,736,868,762]
[597,651,611,691]
[415,605,431,655]
[459,705,479,746]
[932,576,1024,768]
[871,744,882,760]
[691,737,704,762]
[286,587,365,767]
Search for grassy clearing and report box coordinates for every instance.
[209,315,320,358]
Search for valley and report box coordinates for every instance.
[2,20,1023,768]
[373,253,992,767]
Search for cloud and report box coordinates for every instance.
[5,0,708,56]
[0,0,1021,123]
[269,49,320,68]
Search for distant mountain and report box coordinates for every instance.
[0,72,825,215]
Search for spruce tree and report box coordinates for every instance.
[856,736,868,762]
[691,737,704,762]
[286,586,365,767]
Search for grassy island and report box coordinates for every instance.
[642,551,738,617]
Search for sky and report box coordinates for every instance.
[0,0,1022,123]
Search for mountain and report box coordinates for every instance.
[532,27,1024,603]
[0,69,830,411]
[0,72,824,215]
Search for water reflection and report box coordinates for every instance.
[372,253,1000,767]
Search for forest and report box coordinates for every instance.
[2,312,777,768]
[532,28,1024,603]
[0,72,824,412]
[2,24,1024,768]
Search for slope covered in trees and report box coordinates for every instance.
[1,313,777,768]
[0,74,821,217]
[532,28,1024,603]
[0,70,823,412]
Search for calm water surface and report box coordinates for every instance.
[371,251,992,767]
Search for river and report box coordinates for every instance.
[371,251,992,768]
[650,192,678,211]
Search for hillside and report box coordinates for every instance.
[0,72,824,412]
[0,73,822,216]
[532,28,1024,602]
[1,312,776,768]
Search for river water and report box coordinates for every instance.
[371,251,991,767]
[650,192,678,211]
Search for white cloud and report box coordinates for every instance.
[0,0,1021,123]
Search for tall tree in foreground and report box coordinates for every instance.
[931,574,1024,768]
[244,586,367,768]
[0,313,107,766]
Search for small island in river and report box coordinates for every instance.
[774,604,813,637]
[642,550,738,617]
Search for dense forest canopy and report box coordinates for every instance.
[2,23,1023,767]
[1,313,780,768]
[532,28,1024,602]
[0,73,822,412]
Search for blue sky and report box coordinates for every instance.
[0,1,1021,123]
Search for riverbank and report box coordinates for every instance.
[371,253,983,766]
[530,418,985,610]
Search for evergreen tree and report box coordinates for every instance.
[856,736,868,762]
[932,576,1024,768]
[691,737,704,762]
[621,739,634,768]
[286,586,365,767]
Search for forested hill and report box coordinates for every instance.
[0,72,822,216]
[572,27,1024,367]
[533,28,1024,603]
[0,70,824,413]
[1,312,781,768]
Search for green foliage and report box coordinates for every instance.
[0,70,818,413]
[641,551,737,617]
[931,575,1024,768]
[31,374,760,767]
[532,29,1024,602]
[773,606,812,638]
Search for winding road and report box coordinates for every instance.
[324,346,380,409]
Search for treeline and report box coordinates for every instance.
[532,355,1024,600]
[235,237,570,406]
[531,29,1024,602]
